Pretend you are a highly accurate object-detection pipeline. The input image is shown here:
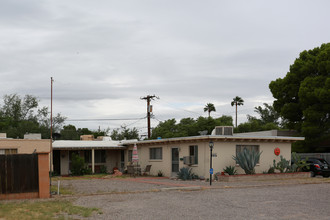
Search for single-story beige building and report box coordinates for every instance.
[126,127,304,177]
[50,127,304,177]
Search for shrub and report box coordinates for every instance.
[82,167,92,175]
[232,148,262,174]
[71,153,89,176]
[223,165,237,175]
[214,172,221,181]
[100,165,107,174]
[177,167,195,180]
[291,152,309,172]
[158,170,163,177]
[267,166,275,174]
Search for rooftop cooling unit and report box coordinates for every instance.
[214,126,233,136]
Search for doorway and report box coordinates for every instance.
[171,148,179,175]
[53,150,61,176]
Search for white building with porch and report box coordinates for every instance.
[52,137,136,175]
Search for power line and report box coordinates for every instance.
[158,98,202,117]
[66,117,146,122]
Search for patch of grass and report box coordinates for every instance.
[50,185,74,195]
[0,200,99,220]
[52,173,108,181]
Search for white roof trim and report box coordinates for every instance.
[53,140,125,149]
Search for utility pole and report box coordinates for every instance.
[50,77,54,195]
[140,95,159,139]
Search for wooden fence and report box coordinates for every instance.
[297,153,330,162]
[0,154,39,194]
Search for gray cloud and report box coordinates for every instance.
[1,0,330,135]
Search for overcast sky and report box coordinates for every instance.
[1,0,329,137]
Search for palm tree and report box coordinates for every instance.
[231,96,244,127]
[204,103,216,117]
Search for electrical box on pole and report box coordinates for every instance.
[141,95,159,139]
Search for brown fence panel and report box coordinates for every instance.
[0,154,39,194]
[0,155,6,194]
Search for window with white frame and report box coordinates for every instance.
[236,145,260,163]
[150,147,162,160]
[189,145,198,164]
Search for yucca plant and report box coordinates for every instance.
[177,167,194,180]
[232,148,262,174]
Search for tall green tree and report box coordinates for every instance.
[37,106,66,138]
[234,103,281,133]
[150,116,233,139]
[0,94,66,138]
[110,126,139,140]
[60,124,80,140]
[254,103,281,126]
[234,116,280,133]
[269,43,330,151]
[231,96,244,127]
[77,128,93,136]
[203,103,216,117]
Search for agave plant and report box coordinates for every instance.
[232,148,262,174]
[223,165,237,175]
[177,167,194,180]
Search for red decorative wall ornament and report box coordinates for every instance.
[274,147,280,156]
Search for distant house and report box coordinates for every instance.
[52,136,136,175]
[0,133,50,155]
[51,127,304,178]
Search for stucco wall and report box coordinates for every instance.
[0,139,50,153]
[211,141,291,175]
[106,150,121,171]
[133,140,292,177]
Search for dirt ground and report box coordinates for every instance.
[53,175,330,195]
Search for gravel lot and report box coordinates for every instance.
[52,177,330,220]
[73,183,330,220]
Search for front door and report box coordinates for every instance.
[172,148,179,174]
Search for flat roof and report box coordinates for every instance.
[52,140,126,150]
[132,135,305,146]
